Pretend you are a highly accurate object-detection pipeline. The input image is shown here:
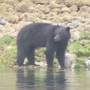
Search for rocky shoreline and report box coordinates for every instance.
[0,0,90,39]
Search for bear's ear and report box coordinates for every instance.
[66,27,70,31]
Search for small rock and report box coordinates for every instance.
[80,6,90,13]
[32,0,49,5]
[61,7,71,13]
[71,29,80,41]
[85,57,90,70]
[65,53,76,69]
[70,5,79,12]
[0,18,8,25]
[67,20,81,29]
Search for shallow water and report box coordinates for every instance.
[0,67,90,90]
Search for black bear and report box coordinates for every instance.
[16,23,71,69]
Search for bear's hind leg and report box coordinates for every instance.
[27,48,35,65]
[16,49,26,66]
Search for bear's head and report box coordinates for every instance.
[54,25,71,42]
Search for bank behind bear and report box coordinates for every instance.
[16,23,71,69]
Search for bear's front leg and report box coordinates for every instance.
[56,49,65,69]
[45,45,55,68]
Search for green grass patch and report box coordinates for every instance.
[68,31,90,57]
[0,34,16,66]
[68,31,90,69]
[68,41,90,57]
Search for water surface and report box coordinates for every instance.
[0,67,90,90]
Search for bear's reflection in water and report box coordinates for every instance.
[16,68,66,90]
